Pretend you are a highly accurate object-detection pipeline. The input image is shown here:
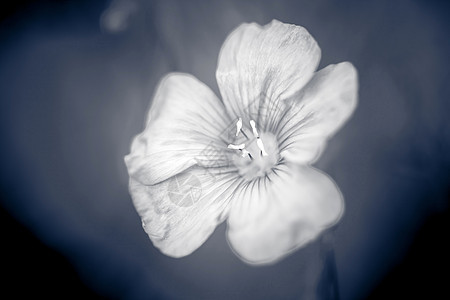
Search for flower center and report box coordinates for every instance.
[227,118,279,181]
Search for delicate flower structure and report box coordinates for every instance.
[125,20,358,264]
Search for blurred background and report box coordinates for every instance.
[0,0,449,299]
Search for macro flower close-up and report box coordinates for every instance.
[125,19,358,264]
[2,0,450,298]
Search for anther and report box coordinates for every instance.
[227,143,245,150]
[257,139,268,156]
[249,120,259,138]
[250,120,268,156]
[235,118,242,137]
[227,143,253,160]
[242,149,253,159]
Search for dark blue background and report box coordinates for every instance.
[1,0,449,299]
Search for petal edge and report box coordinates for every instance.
[216,20,321,122]
[226,165,344,265]
[125,73,231,185]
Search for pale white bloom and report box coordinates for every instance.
[125,20,358,264]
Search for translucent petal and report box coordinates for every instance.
[216,20,321,124]
[278,62,358,164]
[226,165,344,264]
[125,73,232,185]
[131,167,240,257]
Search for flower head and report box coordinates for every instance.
[125,20,358,264]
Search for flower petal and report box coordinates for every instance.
[130,167,240,257]
[226,165,343,264]
[125,73,232,185]
[216,20,321,121]
[278,62,358,164]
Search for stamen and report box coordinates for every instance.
[227,143,245,150]
[240,128,249,139]
[227,143,253,160]
[250,120,268,156]
[235,118,242,137]
[242,149,253,159]
[249,120,259,138]
[257,139,268,156]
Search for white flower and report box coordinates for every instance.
[125,20,358,265]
